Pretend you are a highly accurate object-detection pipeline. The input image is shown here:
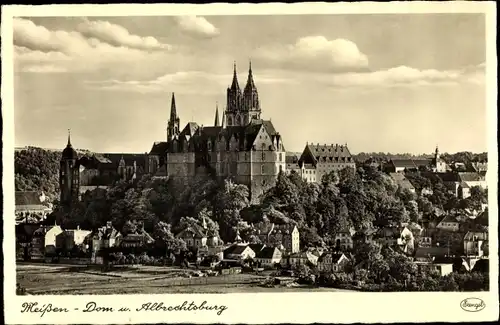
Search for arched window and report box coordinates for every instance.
[261,165,265,174]
[228,116,233,126]
[262,152,266,160]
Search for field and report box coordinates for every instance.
[16,263,353,294]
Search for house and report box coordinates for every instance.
[389,173,416,193]
[333,227,355,250]
[418,236,432,248]
[255,247,282,268]
[248,243,266,254]
[285,154,301,175]
[223,244,256,261]
[30,224,63,258]
[287,251,319,267]
[385,159,417,173]
[298,143,356,183]
[254,221,300,253]
[436,215,460,232]
[463,231,488,257]
[15,191,52,224]
[91,221,122,254]
[176,224,208,248]
[458,172,487,190]
[56,226,92,252]
[317,252,349,273]
[434,172,461,196]
[458,182,471,199]
[397,226,415,253]
[413,246,449,262]
[375,227,401,247]
[415,256,454,276]
[120,226,155,248]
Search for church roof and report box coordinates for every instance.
[300,143,353,166]
[149,141,168,156]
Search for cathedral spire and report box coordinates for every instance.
[214,102,220,127]
[170,93,177,120]
[244,60,257,91]
[230,61,240,91]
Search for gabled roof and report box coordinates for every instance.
[224,244,253,256]
[180,122,200,138]
[176,224,207,239]
[435,172,460,182]
[439,214,459,224]
[248,243,266,253]
[318,252,347,264]
[94,225,121,240]
[458,172,485,182]
[255,247,281,259]
[464,231,488,241]
[390,159,417,169]
[389,173,416,191]
[300,143,353,166]
[149,141,168,156]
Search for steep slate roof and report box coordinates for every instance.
[255,247,280,259]
[439,214,459,224]
[285,154,299,165]
[176,224,207,239]
[435,172,460,182]
[248,243,266,253]
[389,173,416,191]
[224,244,253,256]
[300,143,354,166]
[149,142,168,156]
[318,252,347,264]
[390,159,417,169]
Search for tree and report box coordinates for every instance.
[153,221,187,255]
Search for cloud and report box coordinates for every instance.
[21,64,68,73]
[321,64,485,89]
[174,16,219,38]
[84,70,296,94]
[13,18,172,75]
[76,18,171,51]
[255,36,369,72]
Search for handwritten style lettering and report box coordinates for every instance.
[136,301,228,315]
[21,302,69,318]
[83,302,114,312]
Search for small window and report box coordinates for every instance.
[262,152,265,160]
[261,165,265,174]
[279,153,283,161]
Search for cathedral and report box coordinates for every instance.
[147,62,286,202]
[59,62,286,208]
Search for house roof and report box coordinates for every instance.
[439,214,459,224]
[290,251,317,260]
[93,226,121,239]
[301,143,353,166]
[413,159,432,167]
[458,172,484,182]
[414,247,449,258]
[224,244,252,256]
[248,243,266,253]
[390,159,416,169]
[318,252,347,264]
[435,172,460,182]
[255,247,280,259]
[177,224,207,239]
[389,173,416,191]
[285,154,299,164]
[464,231,488,241]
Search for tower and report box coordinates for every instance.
[225,62,243,127]
[59,129,79,211]
[214,102,220,127]
[435,145,440,161]
[118,155,126,180]
[242,60,261,123]
[167,93,180,141]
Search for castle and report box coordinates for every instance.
[59,63,286,209]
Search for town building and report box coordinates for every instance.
[254,247,282,268]
[90,222,122,257]
[30,224,63,259]
[389,173,416,193]
[463,231,488,257]
[55,226,92,252]
[333,227,355,250]
[176,220,221,249]
[317,252,350,273]
[223,244,256,261]
[298,143,356,183]
[436,215,460,232]
[253,221,300,253]
[286,251,319,267]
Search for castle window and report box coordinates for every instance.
[261,165,265,174]
[262,152,265,160]
[279,153,282,162]
[208,141,212,151]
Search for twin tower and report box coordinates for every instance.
[167,62,262,141]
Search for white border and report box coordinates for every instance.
[2,2,498,324]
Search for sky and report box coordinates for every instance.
[13,14,487,154]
